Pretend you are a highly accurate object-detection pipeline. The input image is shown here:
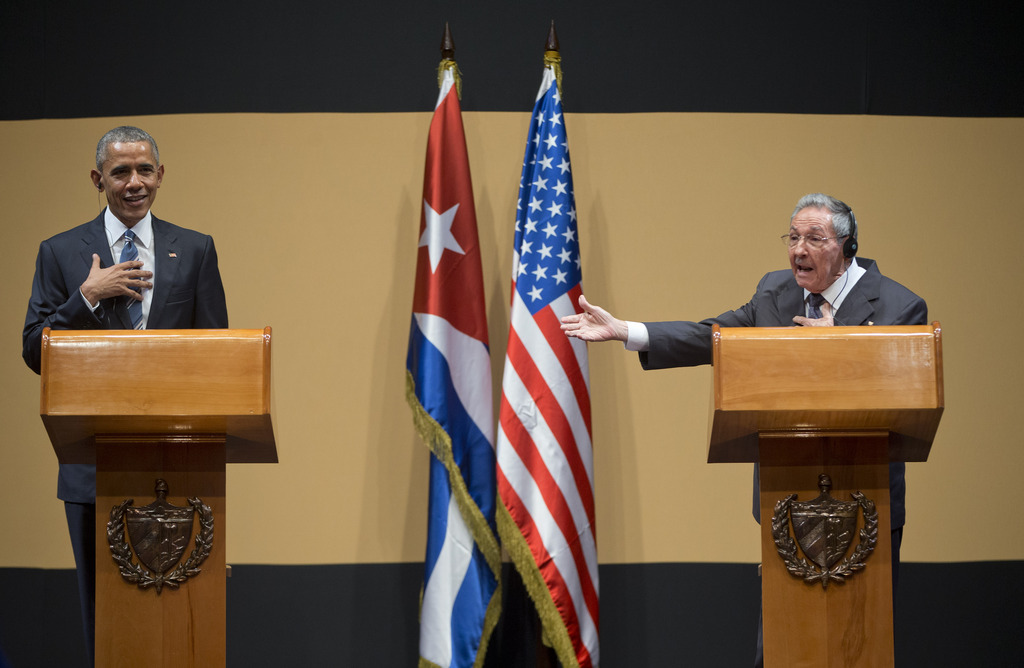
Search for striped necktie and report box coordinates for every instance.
[119,229,143,329]
[808,292,825,319]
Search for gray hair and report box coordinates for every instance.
[791,193,856,239]
[95,126,160,169]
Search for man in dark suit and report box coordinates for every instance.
[22,126,228,666]
[560,192,926,665]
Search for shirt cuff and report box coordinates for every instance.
[80,288,100,313]
[625,321,650,352]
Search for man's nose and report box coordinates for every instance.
[126,171,143,188]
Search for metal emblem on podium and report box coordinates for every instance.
[771,473,878,589]
[106,479,214,593]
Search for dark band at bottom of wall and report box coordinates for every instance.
[0,561,1019,666]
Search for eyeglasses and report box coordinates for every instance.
[780,233,845,250]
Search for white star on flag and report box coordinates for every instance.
[419,201,464,272]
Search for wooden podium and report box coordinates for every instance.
[708,324,943,668]
[40,328,277,668]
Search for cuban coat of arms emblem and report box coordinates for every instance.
[770,473,878,589]
[106,479,214,593]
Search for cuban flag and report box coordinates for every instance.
[496,61,598,667]
[406,65,501,668]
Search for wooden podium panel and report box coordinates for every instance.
[708,324,943,668]
[40,328,277,668]
[708,325,943,464]
[95,443,226,667]
[40,328,277,465]
[759,434,893,667]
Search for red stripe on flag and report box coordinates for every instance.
[534,296,592,440]
[498,389,600,636]
[497,395,576,550]
[504,326,596,534]
[496,465,596,668]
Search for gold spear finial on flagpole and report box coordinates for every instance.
[543,20,563,97]
[441,21,455,60]
[438,21,463,99]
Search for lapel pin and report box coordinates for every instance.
[168,252,177,258]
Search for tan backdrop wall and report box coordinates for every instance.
[2,112,1021,568]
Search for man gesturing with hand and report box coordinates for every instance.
[22,125,228,666]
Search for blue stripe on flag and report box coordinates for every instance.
[407,318,497,521]
[449,547,498,666]
[423,455,452,582]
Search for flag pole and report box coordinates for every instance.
[544,20,562,97]
[408,22,501,668]
[438,21,463,99]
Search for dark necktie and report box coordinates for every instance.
[119,229,143,329]
[808,292,825,319]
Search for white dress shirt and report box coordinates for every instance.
[80,208,156,328]
[805,257,864,323]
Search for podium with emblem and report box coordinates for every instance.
[39,327,277,667]
[708,324,943,667]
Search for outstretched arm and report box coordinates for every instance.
[560,294,629,343]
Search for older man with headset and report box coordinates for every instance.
[560,192,927,665]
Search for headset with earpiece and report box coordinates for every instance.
[842,206,858,258]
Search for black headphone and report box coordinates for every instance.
[842,206,858,258]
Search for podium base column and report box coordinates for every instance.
[758,433,893,668]
[95,439,226,668]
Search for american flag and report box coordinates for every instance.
[406,65,501,668]
[496,63,598,667]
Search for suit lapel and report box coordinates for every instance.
[148,216,180,328]
[78,213,115,268]
[80,213,134,329]
[834,259,880,326]
[776,280,804,325]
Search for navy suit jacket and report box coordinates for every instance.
[638,258,927,528]
[23,212,229,502]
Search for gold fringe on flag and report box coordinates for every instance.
[437,58,464,100]
[544,51,563,98]
[406,371,501,668]
[497,503,581,668]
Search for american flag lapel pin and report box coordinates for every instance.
[168,252,177,258]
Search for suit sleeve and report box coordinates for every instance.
[638,275,766,370]
[22,240,105,375]
[192,235,228,329]
[875,273,928,327]
[896,294,928,326]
